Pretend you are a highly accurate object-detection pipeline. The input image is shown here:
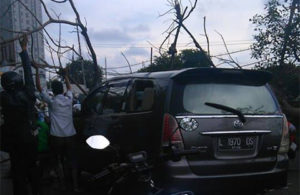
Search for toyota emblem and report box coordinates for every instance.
[233,120,244,129]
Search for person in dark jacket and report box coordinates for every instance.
[0,35,42,195]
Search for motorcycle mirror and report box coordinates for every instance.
[86,135,110,150]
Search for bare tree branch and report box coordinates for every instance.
[159,26,178,55]
[213,56,237,68]
[159,0,215,68]
[0,0,100,86]
[68,0,100,83]
[37,58,88,95]
[43,37,57,67]
[215,30,242,69]
[30,33,35,62]
[159,8,174,17]
[8,0,80,60]
[121,52,132,74]
[68,76,87,95]
[40,0,53,19]
[203,16,210,57]
[167,2,188,68]
[293,46,300,62]
[162,21,176,35]
[49,0,68,3]
[147,41,159,50]
[57,21,63,68]
[183,0,197,20]
[0,19,77,46]
[279,0,298,66]
[180,22,215,67]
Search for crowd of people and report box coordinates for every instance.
[0,35,80,194]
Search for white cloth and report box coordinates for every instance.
[41,90,76,137]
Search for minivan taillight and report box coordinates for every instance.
[162,113,183,148]
[278,114,290,154]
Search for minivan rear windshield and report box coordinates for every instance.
[181,83,277,115]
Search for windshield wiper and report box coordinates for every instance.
[205,102,246,123]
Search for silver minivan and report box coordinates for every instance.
[80,67,289,193]
[159,68,289,193]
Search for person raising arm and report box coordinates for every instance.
[34,66,79,192]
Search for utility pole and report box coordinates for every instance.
[76,19,87,87]
[150,47,153,65]
[105,57,107,81]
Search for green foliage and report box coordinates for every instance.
[262,64,300,100]
[250,0,300,67]
[138,49,211,72]
[66,59,102,89]
[261,64,300,129]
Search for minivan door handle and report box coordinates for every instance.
[201,130,271,136]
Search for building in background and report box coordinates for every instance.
[0,0,46,87]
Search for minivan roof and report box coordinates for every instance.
[107,68,272,85]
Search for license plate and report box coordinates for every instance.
[218,136,257,151]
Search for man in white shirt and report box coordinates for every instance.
[34,67,79,192]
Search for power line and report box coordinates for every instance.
[92,40,255,48]
[104,48,251,70]
[106,60,151,70]
[217,58,274,68]
[211,48,251,57]
[240,60,267,67]
[92,42,254,48]
[92,39,254,46]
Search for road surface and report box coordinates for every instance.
[1,151,299,195]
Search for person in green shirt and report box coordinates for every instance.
[36,120,49,152]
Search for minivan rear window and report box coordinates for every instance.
[182,83,277,115]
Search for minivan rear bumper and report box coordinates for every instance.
[157,154,288,193]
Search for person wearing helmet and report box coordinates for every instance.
[0,35,42,195]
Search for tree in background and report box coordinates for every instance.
[250,0,300,67]
[139,49,211,72]
[67,59,101,89]
[250,0,300,126]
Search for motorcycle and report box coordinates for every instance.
[85,130,198,194]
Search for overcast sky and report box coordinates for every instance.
[43,0,267,74]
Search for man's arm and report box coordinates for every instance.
[33,63,42,92]
[32,62,51,104]
[65,75,71,91]
[64,70,73,100]
[19,35,35,97]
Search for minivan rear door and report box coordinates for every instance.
[170,69,283,175]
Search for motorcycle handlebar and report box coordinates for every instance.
[91,148,200,181]
[91,163,131,181]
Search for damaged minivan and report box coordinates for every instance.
[79,68,289,193]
